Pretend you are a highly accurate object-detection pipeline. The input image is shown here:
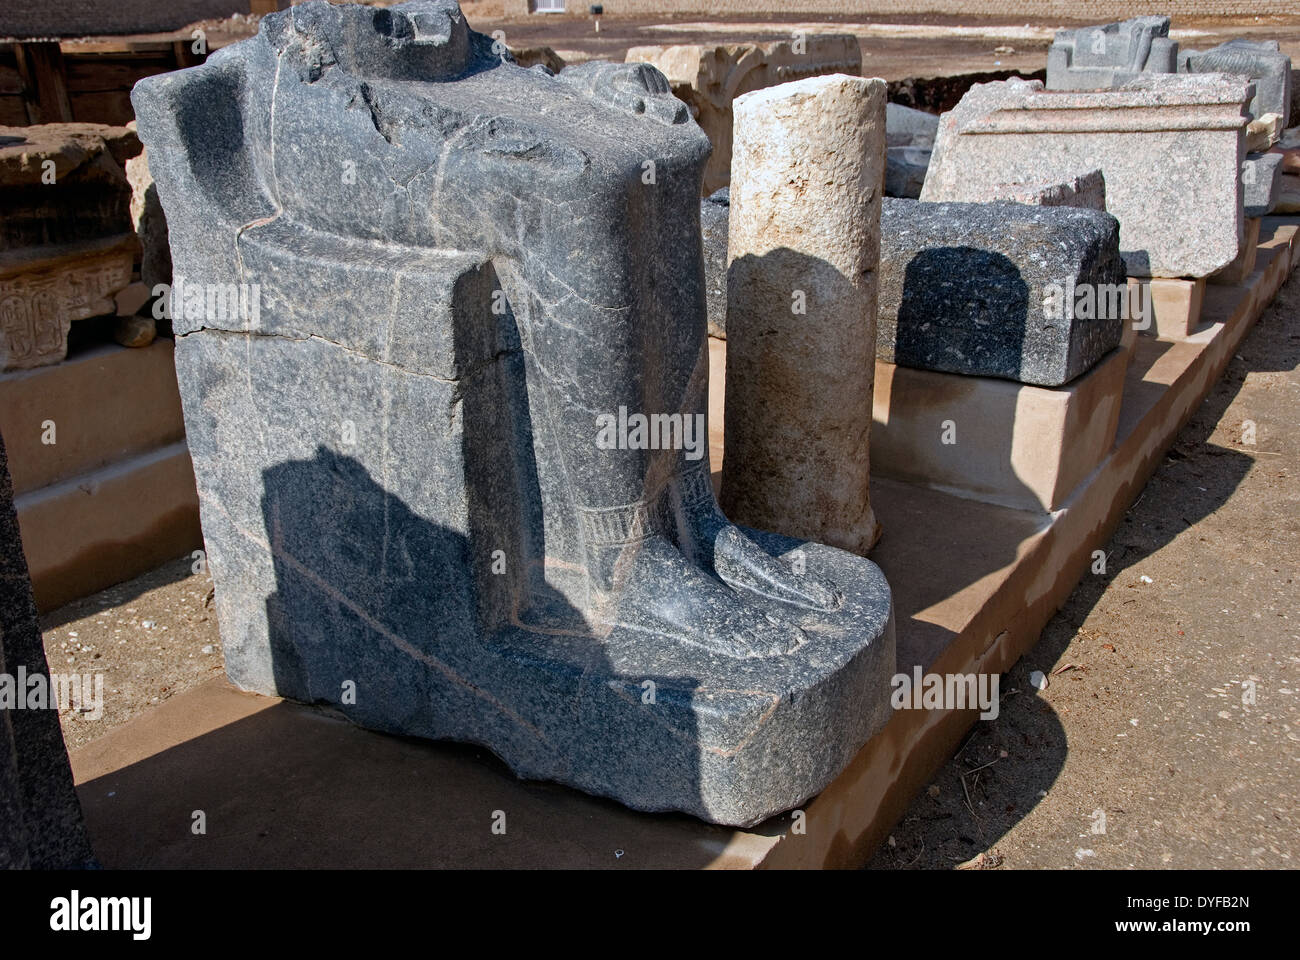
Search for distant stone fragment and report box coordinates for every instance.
[883,103,938,199]
[1046,16,1177,90]
[626,36,861,195]
[885,147,930,199]
[877,198,1126,387]
[1179,38,1292,133]
[700,187,729,338]
[921,75,1254,278]
[126,144,172,290]
[509,45,565,74]
[886,102,939,148]
[0,431,96,869]
[1246,113,1283,152]
[1243,151,1284,217]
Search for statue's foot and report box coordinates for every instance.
[557,61,689,125]
[593,535,805,659]
[679,493,843,612]
[711,523,843,612]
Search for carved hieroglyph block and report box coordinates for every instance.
[0,238,135,370]
[626,36,861,196]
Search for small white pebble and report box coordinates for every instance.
[202,644,214,654]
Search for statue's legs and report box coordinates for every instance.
[467,65,842,655]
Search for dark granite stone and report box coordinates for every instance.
[0,430,96,869]
[1046,16,1177,91]
[701,187,729,338]
[1244,152,1284,218]
[878,198,1126,387]
[1179,38,1292,126]
[133,0,895,827]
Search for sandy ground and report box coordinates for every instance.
[871,269,1300,870]
[39,556,222,752]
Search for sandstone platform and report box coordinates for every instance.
[69,218,1300,868]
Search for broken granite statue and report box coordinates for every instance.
[626,36,861,196]
[133,0,895,828]
[0,430,97,869]
[1179,38,1292,135]
[921,75,1254,278]
[723,75,885,555]
[878,198,1126,387]
[1046,16,1178,90]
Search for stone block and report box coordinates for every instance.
[1244,151,1284,217]
[871,340,1129,514]
[877,198,1126,387]
[0,236,136,371]
[0,123,137,251]
[921,75,1254,278]
[626,36,861,196]
[1129,276,1207,340]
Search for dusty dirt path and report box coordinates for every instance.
[872,268,1300,870]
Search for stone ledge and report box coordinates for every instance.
[67,218,1299,869]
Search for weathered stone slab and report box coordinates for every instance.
[877,198,1126,386]
[626,36,861,196]
[0,125,139,369]
[1179,38,1292,132]
[0,236,136,371]
[0,430,96,869]
[1046,16,1177,91]
[0,123,137,251]
[134,0,894,828]
[920,75,1254,278]
[886,102,939,149]
[723,74,885,556]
